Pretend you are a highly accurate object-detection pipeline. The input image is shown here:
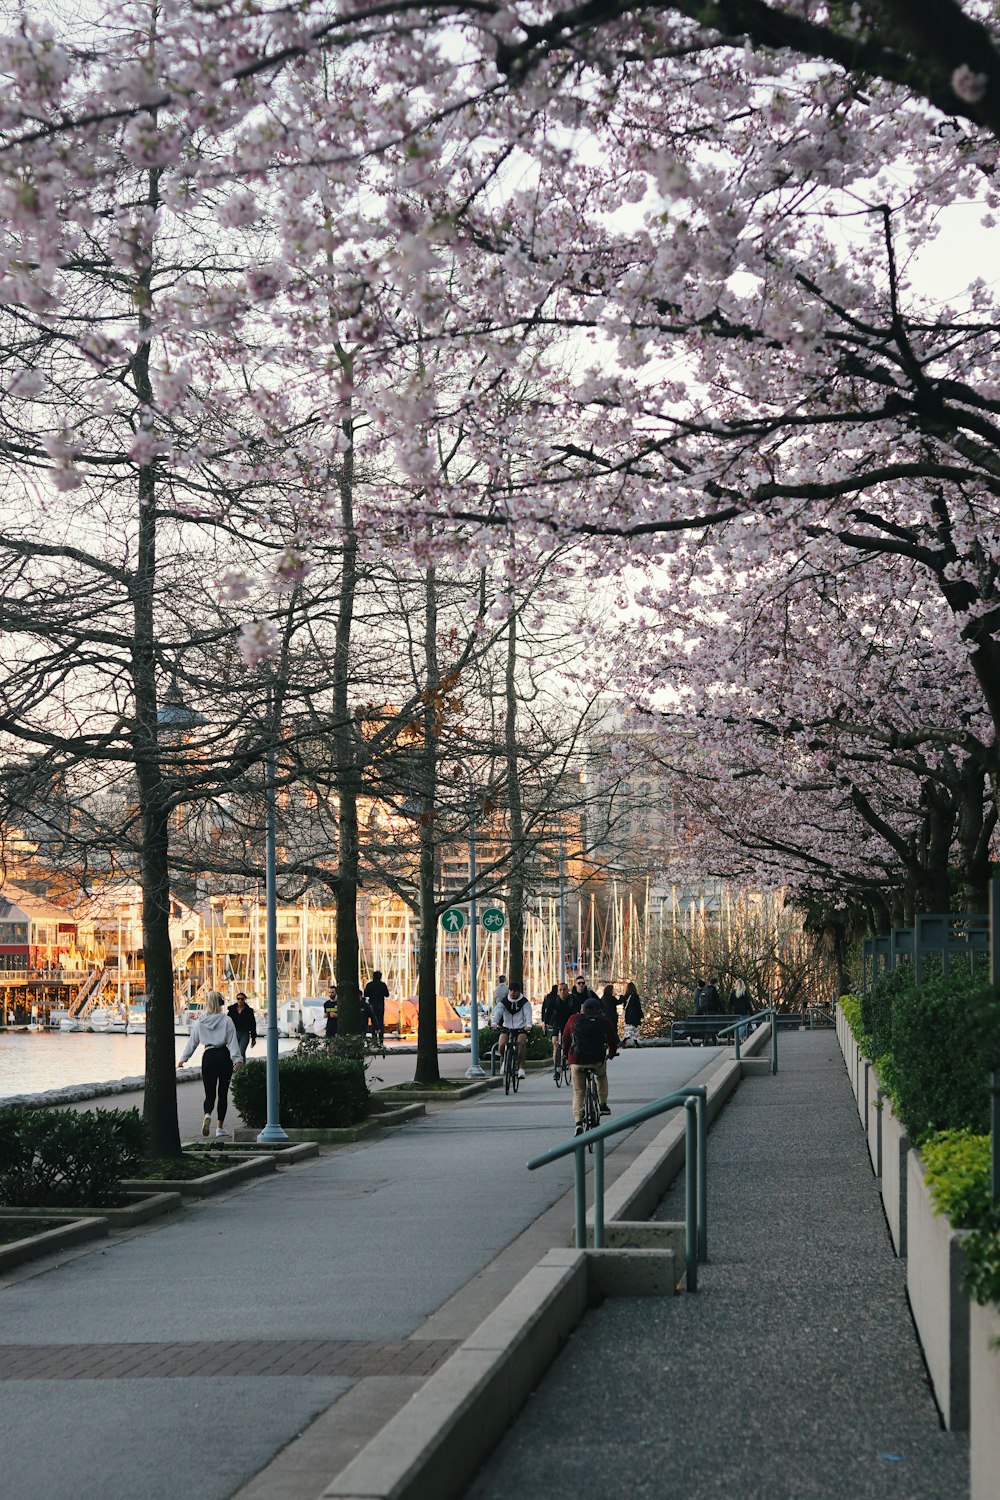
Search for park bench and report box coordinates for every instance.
[670,1014,745,1046]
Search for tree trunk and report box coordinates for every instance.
[504,605,526,992]
[415,565,441,1085]
[131,162,180,1157]
[332,356,361,1033]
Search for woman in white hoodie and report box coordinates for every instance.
[179,989,244,1140]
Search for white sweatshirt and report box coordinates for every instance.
[180,1013,242,1066]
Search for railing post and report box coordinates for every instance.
[594,1139,605,1248]
[490,1045,499,1077]
[574,1145,587,1248]
[685,1097,698,1292]
[734,1022,742,1061]
[771,1009,778,1075]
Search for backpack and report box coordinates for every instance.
[573,1013,607,1065]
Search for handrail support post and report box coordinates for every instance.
[594,1140,605,1248]
[574,1145,586,1248]
[685,1097,698,1292]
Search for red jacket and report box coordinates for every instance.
[562,1010,618,1065]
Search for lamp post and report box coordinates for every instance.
[558,834,567,984]
[466,793,485,1079]
[258,697,288,1143]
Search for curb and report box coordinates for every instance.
[319,1043,764,1500]
[0,1214,109,1272]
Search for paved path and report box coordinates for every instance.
[465,1031,969,1500]
[0,1045,716,1500]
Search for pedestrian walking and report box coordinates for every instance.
[363,970,389,1045]
[493,973,509,1005]
[179,990,243,1140]
[226,992,258,1061]
[620,980,643,1046]
[599,983,620,1035]
[728,977,751,1014]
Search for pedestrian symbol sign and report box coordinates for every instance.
[482,907,506,932]
[441,908,466,933]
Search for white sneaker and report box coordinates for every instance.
[201,1114,211,1138]
[215,1127,230,1139]
[518,1067,526,1079]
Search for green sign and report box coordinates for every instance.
[440,907,466,933]
[481,907,506,932]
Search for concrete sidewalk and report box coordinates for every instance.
[0,1044,716,1500]
[464,1031,969,1500]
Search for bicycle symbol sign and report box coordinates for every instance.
[440,907,466,933]
[481,907,506,932]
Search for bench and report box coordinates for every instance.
[670,1014,748,1046]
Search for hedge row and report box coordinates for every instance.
[230,1054,369,1128]
[0,1106,147,1208]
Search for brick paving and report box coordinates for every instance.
[0,1336,459,1380]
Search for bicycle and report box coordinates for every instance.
[501,1029,521,1094]
[580,1065,602,1148]
[552,1036,570,1088]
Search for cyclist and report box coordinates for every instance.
[491,982,531,1080]
[540,981,576,1079]
[562,995,618,1134]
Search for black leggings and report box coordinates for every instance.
[202,1046,234,1125]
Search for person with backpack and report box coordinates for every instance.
[491,982,532,1079]
[561,995,618,1134]
[699,976,722,1013]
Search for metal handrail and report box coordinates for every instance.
[716,1006,778,1074]
[527,1085,707,1292]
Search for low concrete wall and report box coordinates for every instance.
[970,1299,1000,1500]
[880,1094,909,1257]
[321,1244,673,1500]
[906,1151,970,1430]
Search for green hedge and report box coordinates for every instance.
[919,1128,1000,1310]
[0,1106,147,1208]
[230,1054,369,1128]
[891,970,998,1143]
[860,967,911,1062]
[476,1024,551,1061]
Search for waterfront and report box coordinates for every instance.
[0,1030,296,1100]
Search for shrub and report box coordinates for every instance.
[921,1129,994,1229]
[230,1054,369,1128]
[840,995,866,1047]
[891,970,998,1142]
[476,1024,551,1061]
[919,1128,1000,1312]
[0,1106,147,1208]
[860,966,912,1061]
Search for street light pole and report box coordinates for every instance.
[558,835,567,983]
[466,796,485,1078]
[258,712,288,1144]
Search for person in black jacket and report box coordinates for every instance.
[363,970,390,1045]
[226,993,258,1062]
[699,977,722,1012]
[621,981,643,1046]
[540,981,576,1076]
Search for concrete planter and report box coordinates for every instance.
[970,1299,1000,1500]
[906,1151,970,1430]
[121,1154,276,1198]
[879,1094,909,1256]
[866,1072,883,1178]
[857,1055,870,1127]
[0,1213,108,1271]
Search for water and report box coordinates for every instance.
[0,1031,296,1100]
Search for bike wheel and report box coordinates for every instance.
[512,1059,520,1092]
[562,1058,571,1087]
[503,1052,512,1095]
[554,1047,563,1086]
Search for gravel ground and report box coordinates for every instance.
[465,1030,968,1500]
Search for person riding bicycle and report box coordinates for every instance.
[562,995,618,1134]
[540,981,576,1078]
[491,982,531,1080]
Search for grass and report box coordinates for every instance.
[129,1154,239,1181]
[0,1218,65,1245]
